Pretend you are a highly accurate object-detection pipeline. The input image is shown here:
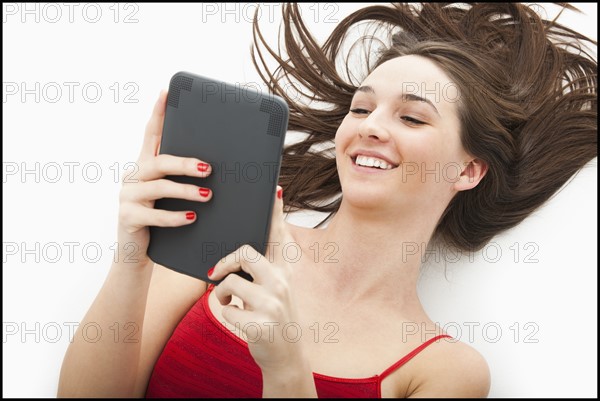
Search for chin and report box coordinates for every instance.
[340,182,393,210]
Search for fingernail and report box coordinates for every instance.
[207,266,215,277]
[199,187,211,197]
[186,212,196,220]
[277,187,283,200]
[197,162,210,172]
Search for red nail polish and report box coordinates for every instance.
[277,187,283,200]
[197,162,210,172]
[199,187,211,197]
[207,266,215,277]
[186,212,196,220]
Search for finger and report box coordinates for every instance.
[220,304,252,328]
[139,154,212,182]
[267,185,285,245]
[119,203,198,229]
[208,244,267,282]
[120,179,212,203]
[141,90,168,158]
[214,273,262,309]
[265,185,287,264]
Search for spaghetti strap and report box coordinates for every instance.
[379,334,452,379]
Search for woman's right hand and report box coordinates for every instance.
[116,90,213,266]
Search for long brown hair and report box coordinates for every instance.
[251,3,597,252]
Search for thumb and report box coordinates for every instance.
[141,90,168,159]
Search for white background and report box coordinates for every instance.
[3,2,597,398]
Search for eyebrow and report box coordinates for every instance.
[355,85,440,116]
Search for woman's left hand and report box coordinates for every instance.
[208,186,310,378]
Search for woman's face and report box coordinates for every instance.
[335,55,481,217]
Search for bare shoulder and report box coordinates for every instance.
[408,337,491,398]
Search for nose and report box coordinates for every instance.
[357,111,390,142]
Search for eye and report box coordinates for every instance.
[401,116,426,125]
[350,108,371,115]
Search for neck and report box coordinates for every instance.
[300,200,442,310]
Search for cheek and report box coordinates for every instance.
[334,116,354,155]
[401,139,459,188]
[415,131,462,165]
[335,115,352,140]
[401,137,442,164]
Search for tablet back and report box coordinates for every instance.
[147,72,288,282]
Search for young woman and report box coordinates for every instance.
[58,3,597,398]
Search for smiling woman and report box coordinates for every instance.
[56,2,596,399]
[336,55,482,223]
[268,3,597,253]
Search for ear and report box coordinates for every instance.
[454,158,488,191]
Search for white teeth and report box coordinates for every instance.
[354,155,394,170]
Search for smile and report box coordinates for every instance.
[351,155,398,170]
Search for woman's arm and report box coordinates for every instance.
[133,264,207,396]
[57,215,210,398]
[58,91,212,397]
[57,258,153,397]
[57,261,207,398]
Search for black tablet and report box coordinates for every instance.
[147,72,289,282]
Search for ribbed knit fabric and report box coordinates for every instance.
[146,284,451,398]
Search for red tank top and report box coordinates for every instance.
[145,284,451,398]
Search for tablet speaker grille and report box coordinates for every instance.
[260,98,284,137]
[167,76,193,108]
